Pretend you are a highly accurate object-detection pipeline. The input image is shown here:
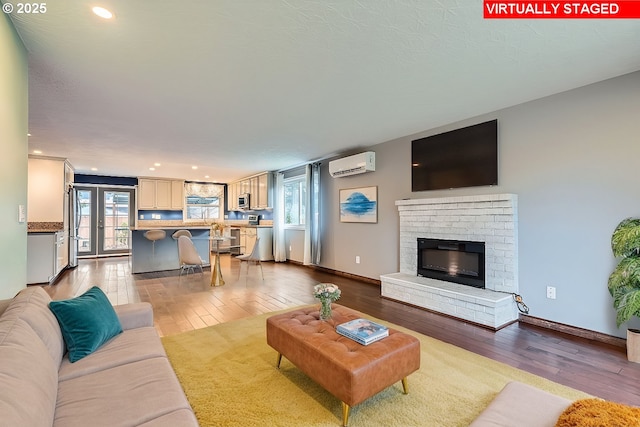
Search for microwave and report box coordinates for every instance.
[238,193,250,209]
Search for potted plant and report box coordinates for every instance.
[608,217,640,362]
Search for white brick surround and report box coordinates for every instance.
[381,193,519,329]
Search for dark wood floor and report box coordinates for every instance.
[43,255,640,406]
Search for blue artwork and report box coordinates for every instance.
[340,186,377,223]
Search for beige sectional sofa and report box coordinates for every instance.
[0,286,198,426]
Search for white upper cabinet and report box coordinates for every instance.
[229,172,272,211]
[138,178,183,210]
[28,157,71,223]
[256,173,272,209]
[171,180,184,210]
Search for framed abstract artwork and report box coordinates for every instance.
[339,186,377,223]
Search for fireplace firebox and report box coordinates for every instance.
[417,238,485,289]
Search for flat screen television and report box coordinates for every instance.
[411,119,498,192]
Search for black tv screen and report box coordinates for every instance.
[411,119,498,192]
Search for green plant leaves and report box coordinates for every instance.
[609,257,640,327]
[614,289,640,328]
[609,218,640,327]
[611,218,640,258]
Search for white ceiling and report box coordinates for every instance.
[8,1,640,183]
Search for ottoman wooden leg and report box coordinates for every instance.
[341,402,350,427]
[276,353,282,369]
[402,377,409,394]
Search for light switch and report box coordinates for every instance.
[18,205,26,223]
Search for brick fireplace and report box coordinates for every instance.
[380,193,519,329]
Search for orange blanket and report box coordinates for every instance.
[556,398,640,427]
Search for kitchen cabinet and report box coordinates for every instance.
[249,177,258,208]
[138,178,183,210]
[240,179,251,195]
[228,172,272,211]
[240,228,256,256]
[28,157,71,223]
[138,179,157,209]
[27,231,66,284]
[57,231,68,273]
[239,227,273,260]
[171,180,184,210]
[227,182,237,211]
[255,173,272,209]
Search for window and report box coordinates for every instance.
[184,183,224,221]
[284,176,306,226]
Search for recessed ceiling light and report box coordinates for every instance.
[27,133,32,137]
[192,166,198,170]
[33,150,42,154]
[204,175,210,179]
[92,6,113,19]
[91,167,98,171]
[149,167,155,171]
[154,163,161,167]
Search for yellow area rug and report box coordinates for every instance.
[161,309,590,427]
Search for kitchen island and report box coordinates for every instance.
[130,226,210,274]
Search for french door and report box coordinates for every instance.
[75,186,135,257]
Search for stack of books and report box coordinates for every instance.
[336,318,389,345]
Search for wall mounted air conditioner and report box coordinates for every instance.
[328,151,375,178]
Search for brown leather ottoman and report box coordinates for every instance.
[266,304,420,426]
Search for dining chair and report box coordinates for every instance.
[236,237,263,280]
[177,235,204,275]
[171,229,192,240]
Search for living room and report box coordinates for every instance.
[2,3,640,425]
[2,3,639,343]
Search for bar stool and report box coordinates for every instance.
[144,229,166,257]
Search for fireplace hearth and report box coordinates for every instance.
[381,194,519,329]
[417,238,485,289]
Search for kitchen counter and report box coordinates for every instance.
[130,227,211,274]
[27,222,64,233]
[131,225,211,231]
[133,220,273,231]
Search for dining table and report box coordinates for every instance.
[209,235,237,286]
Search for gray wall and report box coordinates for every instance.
[319,71,640,338]
[0,14,28,298]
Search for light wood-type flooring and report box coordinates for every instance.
[42,255,640,406]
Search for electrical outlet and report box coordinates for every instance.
[546,286,556,299]
[355,256,361,264]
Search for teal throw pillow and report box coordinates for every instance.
[49,286,122,363]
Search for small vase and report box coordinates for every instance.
[319,299,332,321]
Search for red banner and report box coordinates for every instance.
[484,1,640,18]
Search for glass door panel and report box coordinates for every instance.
[75,186,135,258]
[77,189,94,255]
[98,189,134,256]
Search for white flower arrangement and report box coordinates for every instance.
[313,283,341,302]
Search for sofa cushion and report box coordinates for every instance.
[137,408,199,426]
[113,302,154,330]
[0,318,58,427]
[58,326,169,381]
[1,287,65,366]
[49,286,123,362]
[469,381,572,427]
[55,357,194,427]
